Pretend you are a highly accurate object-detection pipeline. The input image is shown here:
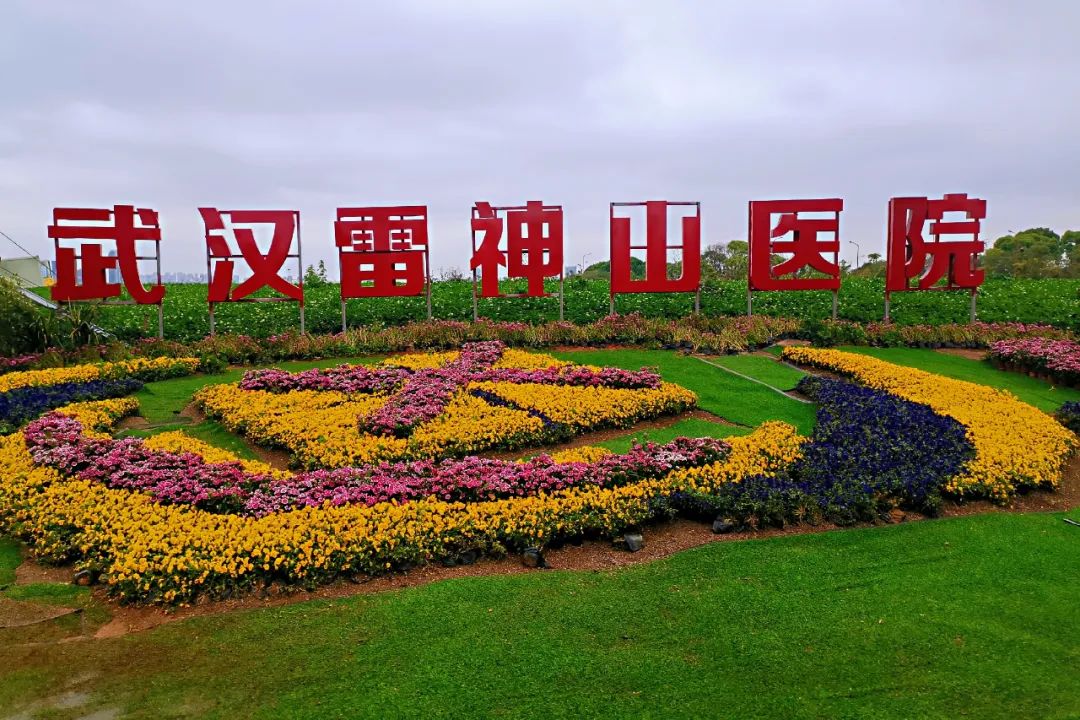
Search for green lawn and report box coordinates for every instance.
[2,512,1078,719]
[703,353,807,391]
[552,349,818,434]
[595,418,754,453]
[840,347,1080,412]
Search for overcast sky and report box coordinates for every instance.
[2,0,1078,276]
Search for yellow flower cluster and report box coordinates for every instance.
[406,393,545,458]
[196,384,403,468]
[380,351,458,369]
[60,398,140,438]
[0,412,797,604]
[492,349,568,370]
[470,381,697,429]
[0,357,199,393]
[546,446,612,463]
[781,347,1076,498]
[143,431,287,479]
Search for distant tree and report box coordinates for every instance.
[437,266,467,281]
[701,241,748,280]
[581,258,646,280]
[303,260,330,288]
[983,228,1067,278]
[1063,230,1080,277]
[852,252,885,279]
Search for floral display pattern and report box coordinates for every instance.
[197,343,696,467]
[782,346,1075,499]
[0,343,1073,606]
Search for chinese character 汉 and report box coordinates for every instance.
[200,208,302,302]
[470,201,563,297]
[610,201,700,294]
[887,194,986,292]
[336,206,429,298]
[49,205,165,304]
[748,199,843,291]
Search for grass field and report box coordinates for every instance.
[552,349,818,434]
[2,347,1078,719]
[2,513,1079,719]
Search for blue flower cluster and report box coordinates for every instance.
[1054,401,1080,435]
[674,376,974,527]
[0,378,144,434]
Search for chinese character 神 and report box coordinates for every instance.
[886,193,986,292]
[610,201,700,294]
[199,208,302,302]
[748,199,843,291]
[470,201,563,297]
[49,205,166,304]
[335,206,429,298]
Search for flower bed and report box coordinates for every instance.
[0,344,1073,605]
[0,406,800,604]
[4,314,1070,374]
[0,378,144,434]
[196,342,696,467]
[781,347,1076,499]
[0,357,199,393]
[987,337,1080,386]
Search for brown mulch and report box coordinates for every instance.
[15,560,71,585]
[935,348,988,361]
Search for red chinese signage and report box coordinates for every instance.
[199,208,303,303]
[886,193,986,292]
[610,201,701,301]
[48,205,165,305]
[470,201,564,310]
[43,192,990,333]
[335,206,430,298]
[748,199,843,291]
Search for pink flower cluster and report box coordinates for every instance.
[22,412,728,517]
[358,341,507,437]
[989,337,1080,382]
[244,437,727,515]
[240,365,408,394]
[24,413,270,513]
[472,365,661,389]
[0,354,40,374]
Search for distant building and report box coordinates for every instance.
[565,265,579,277]
[0,256,46,288]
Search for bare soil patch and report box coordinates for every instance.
[16,559,71,585]
[935,348,988,361]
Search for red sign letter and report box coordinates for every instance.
[886,193,986,292]
[610,201,700,294]
[200,208,303,303]
[470,201,563,297]
[748,199,843,291]
[335,206,429,298]
[49,205,165,304]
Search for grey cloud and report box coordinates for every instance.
[1,0,1078,276]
